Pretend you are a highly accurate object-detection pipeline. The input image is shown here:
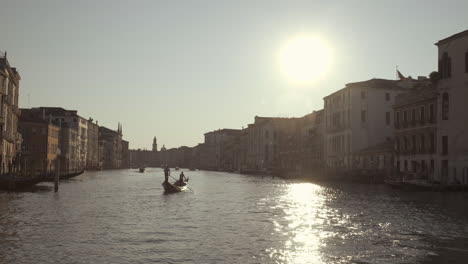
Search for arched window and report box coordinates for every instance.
[442,92,449,120]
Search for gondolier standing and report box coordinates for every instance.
[164,166,170,183]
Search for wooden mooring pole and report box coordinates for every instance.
[54,157,60,192]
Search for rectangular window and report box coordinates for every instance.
[465,51,468,73]
[361,91,366,99]
[421,135,425,152]
[442,136,448,155]
[386,112,390,125]
[429,104,434,121]
[361,110,366,123]
[385,93,390,101]
[403,111,408,124]
[430,133,435,152]
[396,111,400,124]
[420,106,425,122]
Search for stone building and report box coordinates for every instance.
[121,140,129,169]
[393,85,437,180]
[86,118,99,170]
[60,125,80,173]
[434,29,468,184]
[31,107,88,170]
[203,129,242,170]
[18,110,60,175]
[98,124,122,169]
[242,116,298,173]
[0,52,22,174]
[278,110,325,177]
[323,78,425,172]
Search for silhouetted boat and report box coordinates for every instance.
[162,180,188,193]
[0,174,47,191]
[385,179,468,192]
[45,170,84,181]
[139,167,145,173]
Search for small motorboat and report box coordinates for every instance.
[162,180,188,193]
[139,167,145,173]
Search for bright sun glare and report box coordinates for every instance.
[279,35,332,85]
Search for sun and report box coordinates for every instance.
[278,35,332,85]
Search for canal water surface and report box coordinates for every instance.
[1,169,468,263]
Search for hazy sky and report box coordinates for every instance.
[1,0,467,149]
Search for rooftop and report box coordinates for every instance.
[435,29,468,46]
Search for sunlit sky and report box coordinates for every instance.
[1,0,467,149]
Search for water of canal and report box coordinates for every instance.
[1,169,467,264]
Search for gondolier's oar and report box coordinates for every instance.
[169,175,194,192]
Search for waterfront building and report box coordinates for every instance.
[203,129,242,170]
[323,78,425,174]
[98,124,123,169]
[18,110,60,175]
[278,110,325,177]
[393,84,437,180]
[31,107,88,170]
[242,116,298,173]
[59,124,80,173]
[121,140,129,169]
[434,29,468,184]
[86,118,99,170]
[0,52,22,174]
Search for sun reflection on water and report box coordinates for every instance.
[267,183,338,264]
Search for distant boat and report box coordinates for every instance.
[189,168,196,171]
[162,180,188,194]
[139,167,145,173]
[175,167,180,171]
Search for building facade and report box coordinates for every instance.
[203,129,242,170]
[434,30,468,184]
[278,110,325,177]
[30,107,88,170]
[393,85,437,180]
[19,112,60,175]
[323,78,425,172]
[0,52,22,174]
[242,116,298,173]
[86,118,99,170]
[98,125,122,169]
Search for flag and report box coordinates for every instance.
[397,70,406,80]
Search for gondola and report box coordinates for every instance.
[0,174,47,191]
[162,180,188,193]
[44,170,84,181]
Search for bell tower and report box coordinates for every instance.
[152,136,158,152]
